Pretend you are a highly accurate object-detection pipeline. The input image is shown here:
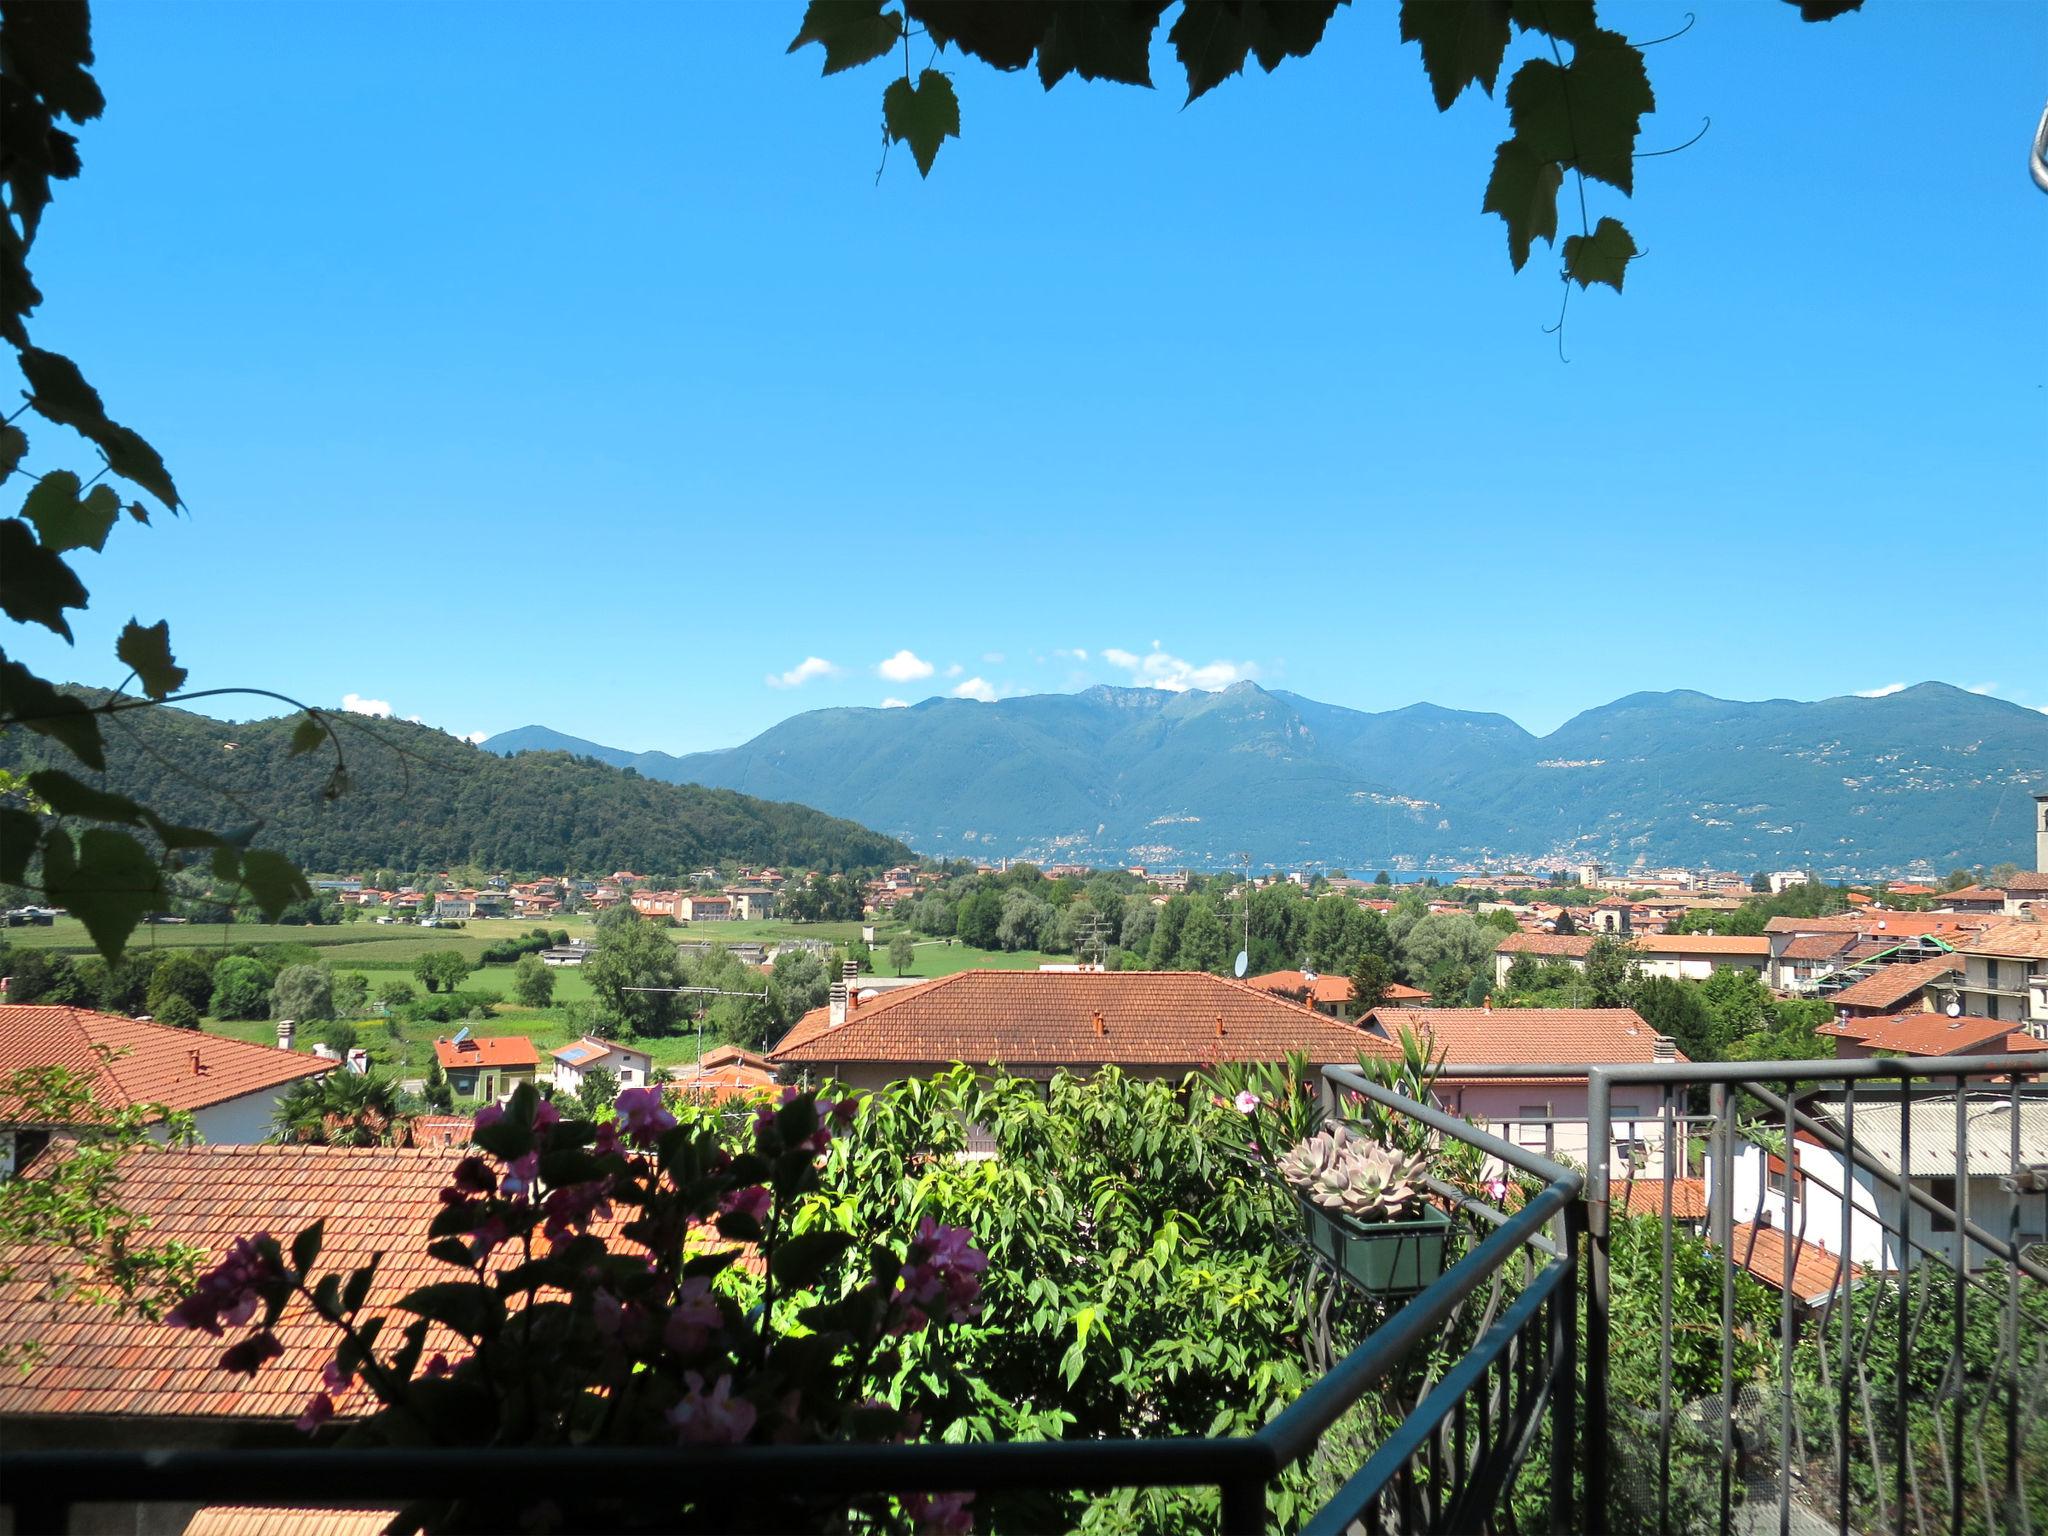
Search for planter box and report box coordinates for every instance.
[1298,1199,1452,1296]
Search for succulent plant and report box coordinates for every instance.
[1276,1126,1428,1222]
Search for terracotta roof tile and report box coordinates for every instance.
[0,1006,333,1122]
[1778,935,1858,961]
[1961,920,2048,961]
[0,1144,469,1422]
[1493,932,1595,957]
[768,970,1394,1069]
[1613,1177,1708,1220]
[1826,955,1964,1011]
[1818,1010,2044,1057]
[432,1035,538,1070]
[1364,1007,1684,1070]
[1630,935,1770,956]
[1721,1222,1860,1305]
[1245,970,1353,1006]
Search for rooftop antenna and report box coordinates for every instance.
[1232,850,1251,978]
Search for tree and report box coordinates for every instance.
[153,995,199,1030]
[954,887,1002,950]
[1177,900,1228,973]
[1503,952,1541,994]
[412,949,471,994]
[272,1071,400,1146]
[1631,975,1712,1062]
[77,951,159,1015]
[1347,951,1393,1018]
[0,947,85,1005]
[1399,912,1496,987]
[574,1067,619,1117]
[269,963,336,1024]
[996,889,1054,952]
[1374,871,1391,887]
[512,953,555,1009]
[145,952,213,1018]
[1551,908,1578,937]
[316,1019,358,1054]
[331,971,370,1017]
[888,931,915,975]
[207,955,273,1020]
[585,914,687,1036]
[423,1058,454,1112]
[376,978,415,1009]
[1580,934,1639,1009]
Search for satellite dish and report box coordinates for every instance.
[1302,969,1318,983]
[1946,999,1962,1018]
[1233,950,1249,978]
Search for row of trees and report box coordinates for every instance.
[0,939,377,1030]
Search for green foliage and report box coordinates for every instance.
[374,978,415,1009]
[882,69,959,177]
[271,1069,400,1146]
[1580,933,1639,1008]
[331,970,370,1017]
[0,1064,203,1372]
[585,911,686,1036]
[316,1019,358,1055]
[511,952,555,1008]
[411,948,472,994]
[1347,950,1392,1017]
[887,931,915,975]
[270,963,336,1023]
[573,1066,619,1117]
[144,950,212,1016]
[208,954,274,1020]
[152,994,199,1030]
[422,1057,453,1112]
[1,944,86,1004]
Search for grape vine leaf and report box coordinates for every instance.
[21,470,118,554]
[1033,3,1160,89]
[0,517,88,637]
[0,425,25,479]
[1169,0,1342,105]
[288,716,326,758]
[883,70,960,176]
[237,848,313,919]
[114,618,187,699]
[0,809,37,885]
[0,657,104,769]
[1504,28,1652,194]
[786,0,902,76]
[1563,215,1637,290]
[40,826,166,959]
[1399,0,1510,112]
[26,768,144,826]
[1509,0,1595,43]
[1482,136,1562,270]
[16,346,181,511]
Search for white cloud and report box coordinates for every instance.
[767,656,840,689]
[952,677,998,703]
[1055,647,1089,662]
[462,731,487,744]
[944,662,964,678]
[880,697,909,709]
[1855,682,1907,698]
[1103,643,1258,693]
[1967,682,1998,695]
[342,693,393,718]
[982,651,1006,664]
[876,649,934,683]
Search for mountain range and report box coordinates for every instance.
[484,682,2048,876]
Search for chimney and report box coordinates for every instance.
[1092,1010,1105,1036]
[1482,995,1493,1016]
[1652,1035,1677,1062]
[842,960,859,987]
[188,1049,205,1075]
[828,982,848,1027]
[1214,1013,1225,1038]
[276,1018,296,1052]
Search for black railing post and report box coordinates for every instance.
[1550,1197,1583,1536]
[1583,1069,1613,1531]
[1219,1474,1266,1536]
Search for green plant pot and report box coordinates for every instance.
[1298,1198,1452,1296]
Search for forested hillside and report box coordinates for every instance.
[1,694,911,875]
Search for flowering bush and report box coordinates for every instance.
[171,1082,983,1532]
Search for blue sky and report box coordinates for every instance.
[11,1,2045,752]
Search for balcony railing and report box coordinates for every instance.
[2,1055,2042,1534]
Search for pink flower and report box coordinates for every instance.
[892,1217,986,1331]
[666,1371,756,1444]
[543,1178,614,1242]
[168,1234,279,1337]
[905,1491,975,1534]
[500,1150,541,1199]
[532,1099,561,1131]
[474,1104,506,1131]
[592,1121,621,1157]
[421,1353,453,1380]
[294,1391,335,1434]
[1234,1090,1261,1114]
[1485,1178,1509,1203]
[615,1085,676,1145]
[219,1330,284,1376]
[718,1185,771,1222]
[320,1356,356,1397]
[662,1276,721,1355]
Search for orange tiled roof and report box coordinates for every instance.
[671,1045,778,1103]
[431,1035,539,1070]
[1962,920,2048,961]
[769,970,1395,1069]
[1245,970,1353,1006]
[0,1144,466,1420]
[405,1114,476,1148]
[1612,1176,1708,1220]
[1819,1010,2043,1057]
[1494,932,1595,957]
[1383,983,1431,1002]
[1364,1007,1682,1071]
[1764,914,1988,938]
[1932,885,2007,903]
[1826,955,1962,1012]
[0,1006,332,1122]
[1722,1222,1859,1305]
[184,1509,396,1536]
[1778,934,1858,962]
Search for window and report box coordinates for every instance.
[1926,1176,1957,1233]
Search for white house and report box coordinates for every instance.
[551,1036,652,1096]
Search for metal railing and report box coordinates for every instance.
[0,1068,1582,1536]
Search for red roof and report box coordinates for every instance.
[1963,920,2048,961]
[1778,934,1858,962]
[768,970,1395,1070]
[1245,970,1353,1006]
[432,1035,539,1070]
[1825,955,1962,1012]
[0,1006,332,1122]
[0,1144,466,1420]
[1494,932,1595,957]
[1364,1007,1683,1074]
[671,1045,777,1103]
[405,1114,476,1148]
[1721,1222,1860,1305]
[1382,983,1431,1002]
[1819,1010,2044,1057]
[1612,1176,1708,1220]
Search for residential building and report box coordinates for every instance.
[768,969,1395,1092]
[1491,931,1594,985]
[540,940,593,967]
[432,1034,539,1102]
[1953,918,2048,1032]
[670,1044,778,1103]
[0,1005,333,1168]
[1359,1005,1686,1172]
[726,885,777,921]
[431,893,476,921]
[631,890,683,923]
[1245,969,1354,1017]
[1627,934,1771,982]
[551,1037,652,1096]
[680,893,733,922]
[1817,1009,2044,1061]
[1821,953,1964,1020]
[1766,871,1814,895]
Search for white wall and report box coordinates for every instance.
[183,1084,300,1146]
[1435,1081,1680,1177]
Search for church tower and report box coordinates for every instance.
[2036,791,2048,875]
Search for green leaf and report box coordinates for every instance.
[1400,0,1511,111]
[237,847,311,919]
[1481,136,1563,270]
[397,1280,504,1341]
[342,1257,377,1315]
[114,619,187,699]
[0,518,88,638]
[17,347,181,511]
[426,1237,472,1268]
[291,1221,326,1276]
[1168,0,1339,105]
[1503,30,1653,194]
[287,716,325,757]
[39,825,165,959]
[1509,0,1595,42]
[25,769,143,825]
[883,70,960,177]
[1034,3,1158,89]
[1563,215,1638,290]
[21,472,117,554]
[0,809,39,885]
[787,0,902,74]
[770,1228,855,1289]
[0,659,104,768]
[0,426,25,479]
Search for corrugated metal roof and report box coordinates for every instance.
[1811,1093,2048,1177]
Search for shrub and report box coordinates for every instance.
[375,979,415,1008]
[512,954,554,1008]
[208,956,274,1021]
[270,965,336,1024]
[153,995,200,1030]
[146,953,214,1017]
